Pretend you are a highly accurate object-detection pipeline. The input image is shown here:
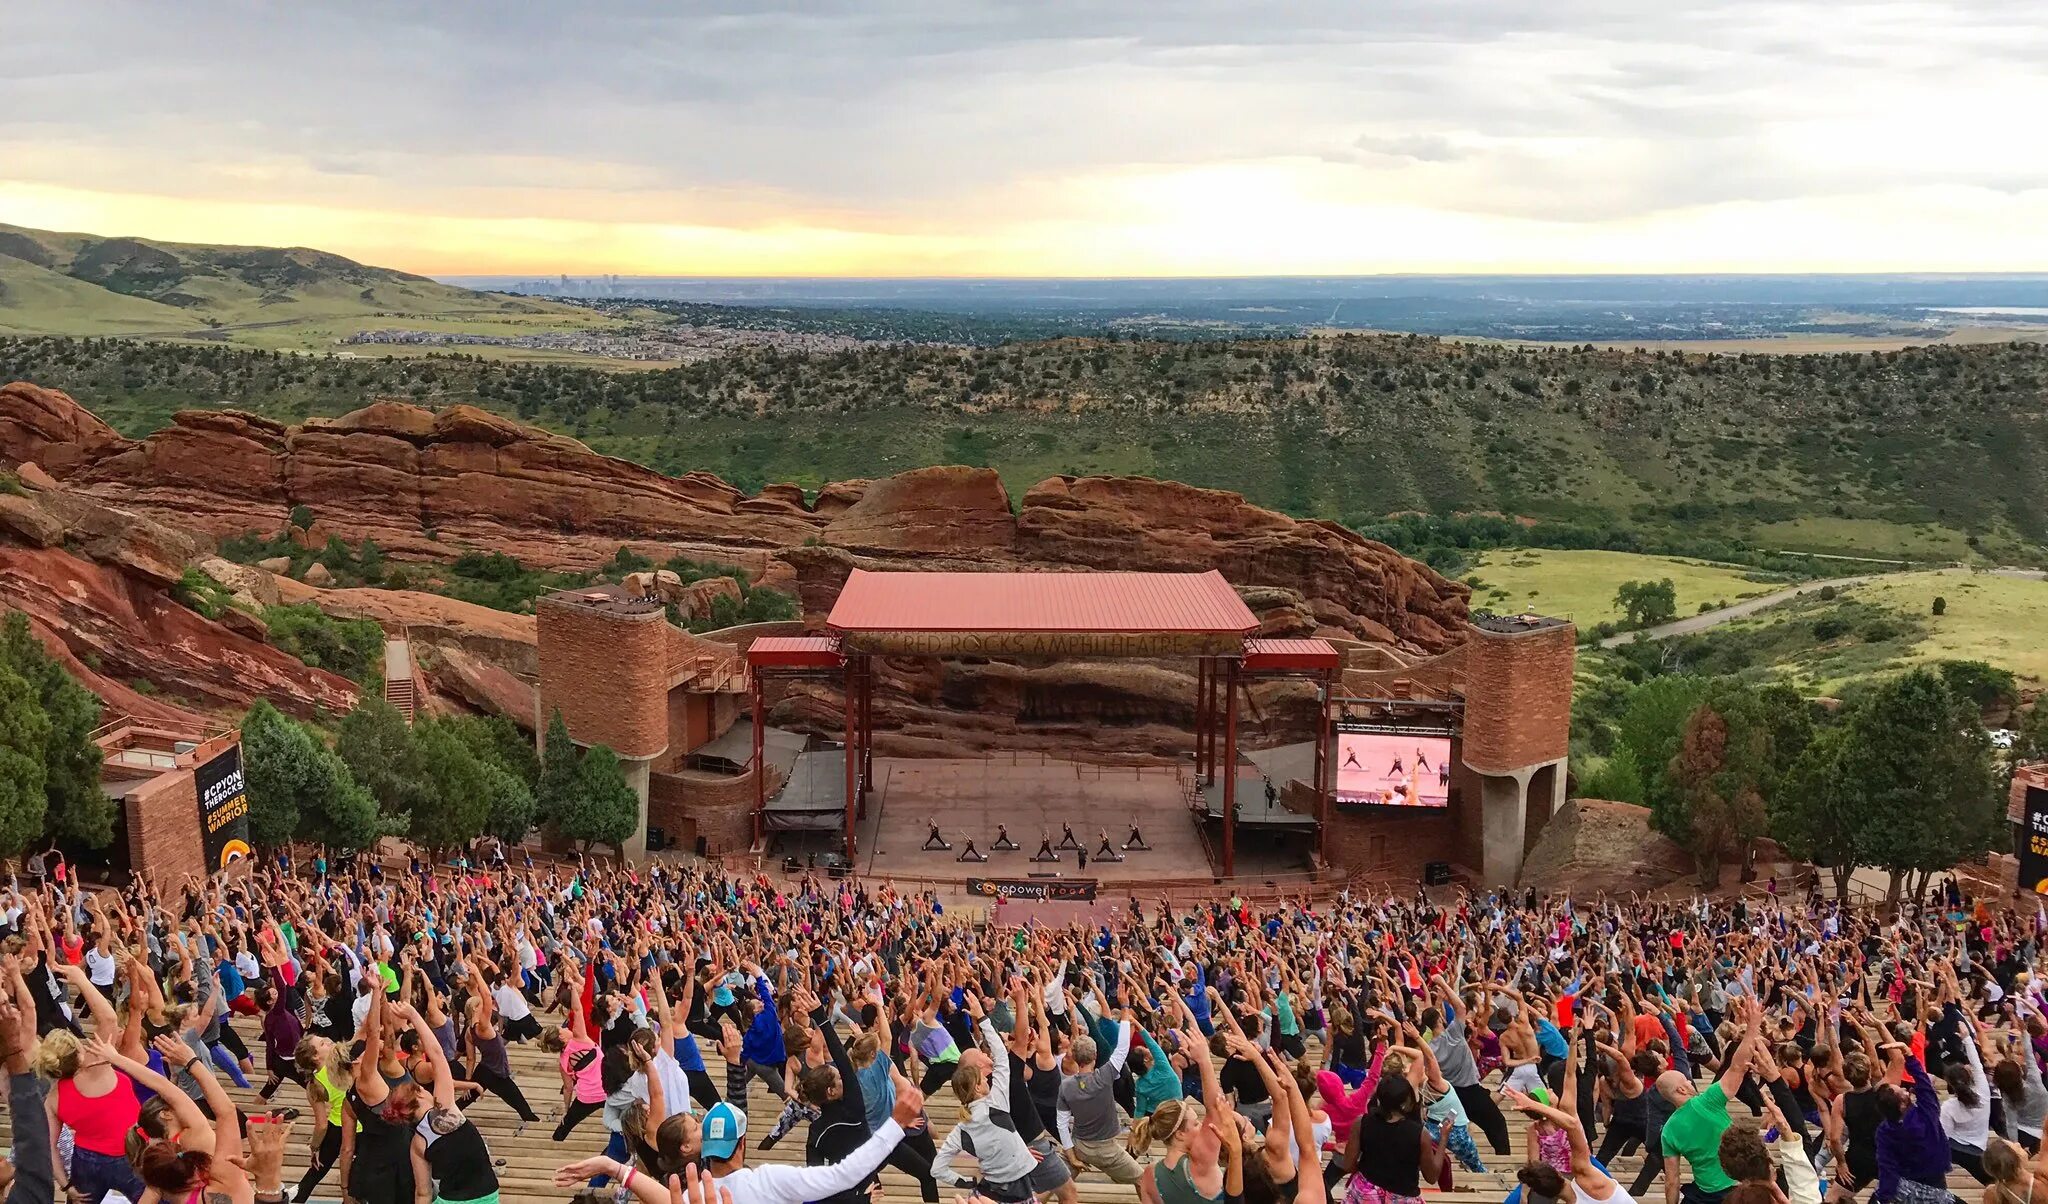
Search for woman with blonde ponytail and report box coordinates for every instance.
[1129,1096,1205,1159]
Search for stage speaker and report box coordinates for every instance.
[646,826,666,852]
[1424,861,1452,886]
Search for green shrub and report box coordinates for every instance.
[262,605,386,685]
[173,568,237,620]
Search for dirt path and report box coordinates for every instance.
[1597,574,1879,647]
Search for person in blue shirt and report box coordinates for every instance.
[1182,964,1213,1035]
[736,958,790,1104]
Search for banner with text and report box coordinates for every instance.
[968,878,1098,903]
[2022,786,2048,895]
[194,743,252,874]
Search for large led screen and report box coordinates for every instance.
[1333,730,1452,808]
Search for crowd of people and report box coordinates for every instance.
[0,846,2045,1204]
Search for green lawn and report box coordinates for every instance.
[1467,548,1785,625]
[1830,570,2048,686]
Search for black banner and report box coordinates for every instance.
[967,878,1098,903]
[2022,787,2048,895]
[194,743,251,874]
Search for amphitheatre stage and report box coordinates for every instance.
[767,752,1317,884]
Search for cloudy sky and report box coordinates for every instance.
[6,1,2047,275]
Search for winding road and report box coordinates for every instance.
[1596,565,2048,648]
[1597,575,1880,647]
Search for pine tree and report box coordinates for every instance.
[560,744,638,854]
[0,612,107,846]
[536,709,581,828]
[0,668,52,857]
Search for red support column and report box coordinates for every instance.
[1204,657,1220,784]
[1194,659,1209,781]
[843,659,857,860]
[1222,657,1239,878]
[859,656,874,815]
[1313,670,1331,865]
[750,669,765,845]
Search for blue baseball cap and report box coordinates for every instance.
[701,1101,747,1160]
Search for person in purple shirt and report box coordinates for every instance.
[1874,1051,1953,1204]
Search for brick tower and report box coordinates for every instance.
[1459,614,1576,885]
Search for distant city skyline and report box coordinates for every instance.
[7,2,2048,276]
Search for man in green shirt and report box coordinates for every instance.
[1658,996,1763,1204]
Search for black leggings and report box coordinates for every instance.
[214,1022,253,1065]
[919,1059,958,1094]
[471,1062,540,1123]
[1629,1131,1666,1198]
[1954,1143,1990,1186]
[883,1124,942,1203]
[553,1097,603,1142]
[1597,1119,1646,1165]
[293,1125,343,1203]
[687,1067,723,1109]
[1457,1083,1512,1155]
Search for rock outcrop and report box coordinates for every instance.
[301,588,539,679]
[0,542,358,719]
[0,388,1468,653]
[1518,799,1692,895]
[0,480,360,722]
[0,387,825,568]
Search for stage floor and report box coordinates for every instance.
[766,754,1314,883]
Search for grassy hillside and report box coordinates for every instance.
[1465,549,1784,625]
[0,222,601,343]
[3,333,2046,563]
[1596,568,2048,693]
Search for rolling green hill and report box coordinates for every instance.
[4,333,2046,566]
[0,222,596,341]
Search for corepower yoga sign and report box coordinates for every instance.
[840,631,1243,658]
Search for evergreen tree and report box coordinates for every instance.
[1831,668,2001,902]
[0,668,52,857]
[240,700,380,849]
[536,709,581,827]
[336,697,430,832]
[239,701,304,847]
[0,612,108,846]
[479,759,537,843]
[408,721,493,852]
[560,744,638,854]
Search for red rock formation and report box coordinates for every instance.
[1,384,1469,661]
[0,382,127,475]
[821,466,1015,554]
[1,386,825,569]
[1517,800,1691,894]
[298,587,539,678]
[421,645,538,729]
[0,542,358,719]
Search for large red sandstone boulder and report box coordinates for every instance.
[421,644,538,729]
[822,466,1015,554]
[306,588,538,678]
[16,614,210,730]
[0,384,129,475]
[1518,799,1692,895]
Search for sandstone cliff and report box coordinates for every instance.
[0,475,360,722]
[0,387,1467,655]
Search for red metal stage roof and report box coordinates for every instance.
[1242,638,1341,671]
[827,569,1259,634]
[747,635,844,668]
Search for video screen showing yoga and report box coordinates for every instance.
[1333,728,1452,807]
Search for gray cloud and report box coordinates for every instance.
[4,0,2046,230]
